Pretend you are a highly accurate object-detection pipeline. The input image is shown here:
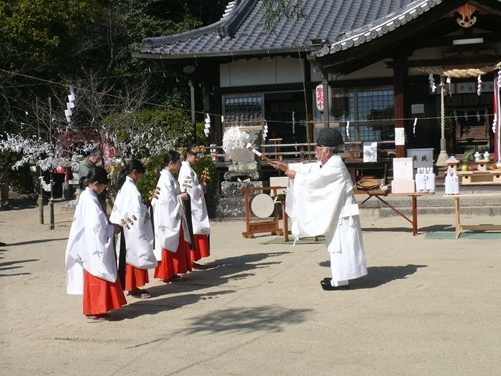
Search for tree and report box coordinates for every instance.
[0,0,101,74]
[103,107,193,158]
[262,0,305,32]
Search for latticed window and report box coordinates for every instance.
[223,95,263,127]
[332,88,394,143]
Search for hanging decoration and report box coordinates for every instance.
[346,121,350,139]
[493,72,501,163]
[477,75,482,96]
[413,117,417,136]
[446,77,452,96]
[262,120,268,142]
[204,113,211,137]
[65,86,75,123]
[428,74,436,93]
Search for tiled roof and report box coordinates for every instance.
[316,0,442,57]
[138,0,434,58]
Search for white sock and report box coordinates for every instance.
[331,280,349,287]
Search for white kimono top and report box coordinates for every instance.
[286,155,367,281]
[151,169,190,259]
[178,161,211,235]
[109,176,157,269]
[65,187,117,295]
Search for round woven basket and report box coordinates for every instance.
[356,178,379,191]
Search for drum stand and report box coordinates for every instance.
[241,186,289,240]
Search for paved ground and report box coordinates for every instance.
[1,200,501,375]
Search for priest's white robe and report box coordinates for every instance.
[65,187,118,294]
[109,176,157,269]
[151,169,190,260]
[178,161,210,235]
[286,155,367,282]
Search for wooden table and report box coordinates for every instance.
[358,190,434,236]
[445,194,501,238]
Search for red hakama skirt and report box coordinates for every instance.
[190,234,210,263]
[154,230,192,281]
[124,264,149,291]
[83,270,127,316]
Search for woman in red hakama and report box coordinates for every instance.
[152,151,193,282]
[178,146,212,269]
[65,166,126,322]
[110,159,157,299]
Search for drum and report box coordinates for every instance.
[251,193,275,218]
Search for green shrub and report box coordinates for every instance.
[137,154,164,204]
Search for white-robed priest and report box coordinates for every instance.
[178,145,211,268]
[65,166,127,321]
[109,159,156,299]
[272,128,367,290]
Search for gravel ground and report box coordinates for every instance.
[1,200,501,376]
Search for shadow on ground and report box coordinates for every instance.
[318,261,427,289]
[115,251,292,321]
[0,251,37,277]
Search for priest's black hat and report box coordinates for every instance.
[316,128,344,147]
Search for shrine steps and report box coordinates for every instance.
[356,187,501,218]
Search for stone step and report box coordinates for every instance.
[376,206,501,218]
[356,195,501,208]
[356,187,501,218]
[215,184,501,218]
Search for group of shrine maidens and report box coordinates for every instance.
[65,146,211,322]
[65,128,368,321]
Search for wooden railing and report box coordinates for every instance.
[211,141,396,164]
[210,140,396,184]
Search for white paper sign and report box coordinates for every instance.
[393,157,414,179]
[395,127,405,146]
[363,142,377,162]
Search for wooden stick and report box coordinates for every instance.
[246,144,288,172]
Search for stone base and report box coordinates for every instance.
[223,170,261,181]
[217,180,265,218]
[216,196,246,218]
[220,180,264,197]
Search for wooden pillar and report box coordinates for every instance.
[393,56,407,158]
[323,78,329,129]
[303,59,315,148]
[213,85,222,147]
[203,64,221,146]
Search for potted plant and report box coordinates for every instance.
[461,150,474,171]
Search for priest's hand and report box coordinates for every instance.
[285,169,296,179]
[113,224,122,234]
[271,161,288,171]
[180,192,189,201]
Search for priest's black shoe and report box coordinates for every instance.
[320,279,350,291]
